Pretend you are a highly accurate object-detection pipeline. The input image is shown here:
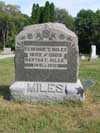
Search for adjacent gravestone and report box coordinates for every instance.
[10,23,84,103]
[80,55,86,61]
[90,45,98,60]
[2,48,12,55]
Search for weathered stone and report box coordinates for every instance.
[10,80,84,103]
[15,23,79,82]
[10,23,84,103]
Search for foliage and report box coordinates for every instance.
[31,4,40,24]
[31,1,55,24]
[1,1,100,54]
[39,6,44,23]
[0,1,74,50]
[31,1,74,29]
[55,8,74,30]
[50,3,55,22]
[0,1,31,50]
[43,1,50,22]
[75,9,100,54]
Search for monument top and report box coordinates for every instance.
[16,23,78,49]
[15,23,79,82]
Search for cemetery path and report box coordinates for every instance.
[0,54,15,59]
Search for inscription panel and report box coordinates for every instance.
[16,41,77,82]
[24,41,68,70]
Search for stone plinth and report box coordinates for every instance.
[10,80,84,103]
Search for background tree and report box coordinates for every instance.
[0,1,31,50]
[0,1,5,10]
[95,10,100,54]
[31,1,55,23]
[50,3,55,22]
[31,4,40,24]
[75,9,98,53]
[43,1,50,22]
[31,1,74,28]
[31,4,36,22]
[0,13,8,49]
[39,6,44,23]
[55,8,74,30]
[6,4,20,13]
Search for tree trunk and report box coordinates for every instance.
[2,22,8,50]
[2,30,6,50]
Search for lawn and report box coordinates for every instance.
[0,58,100,133]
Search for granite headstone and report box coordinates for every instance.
[10,23,84,103]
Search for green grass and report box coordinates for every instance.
[0,58,100,133]
[0,50,2,55]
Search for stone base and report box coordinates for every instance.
[9,80,84,103]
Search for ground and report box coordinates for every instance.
[0,58,100,133]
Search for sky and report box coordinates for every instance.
[2,0,100,17]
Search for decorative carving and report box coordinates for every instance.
[67,36,73,41]
[49,32,56,40]
[21,36,25,40]
[27,33,33,39]
[68,41,76,49]
[43,30,50,38]
[71,43,76,49]
[16,41,24,49]
[36,32,43,40]
[35,30,57,41]
[35,24,57,41]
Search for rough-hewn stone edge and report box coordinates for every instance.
[15,23,78,51]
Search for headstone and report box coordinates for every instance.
[91,45,98,60]
[10,23,84,103]
[80,55,86,60]
[2,48,12,55]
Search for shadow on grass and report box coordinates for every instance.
[0,86,10,100]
